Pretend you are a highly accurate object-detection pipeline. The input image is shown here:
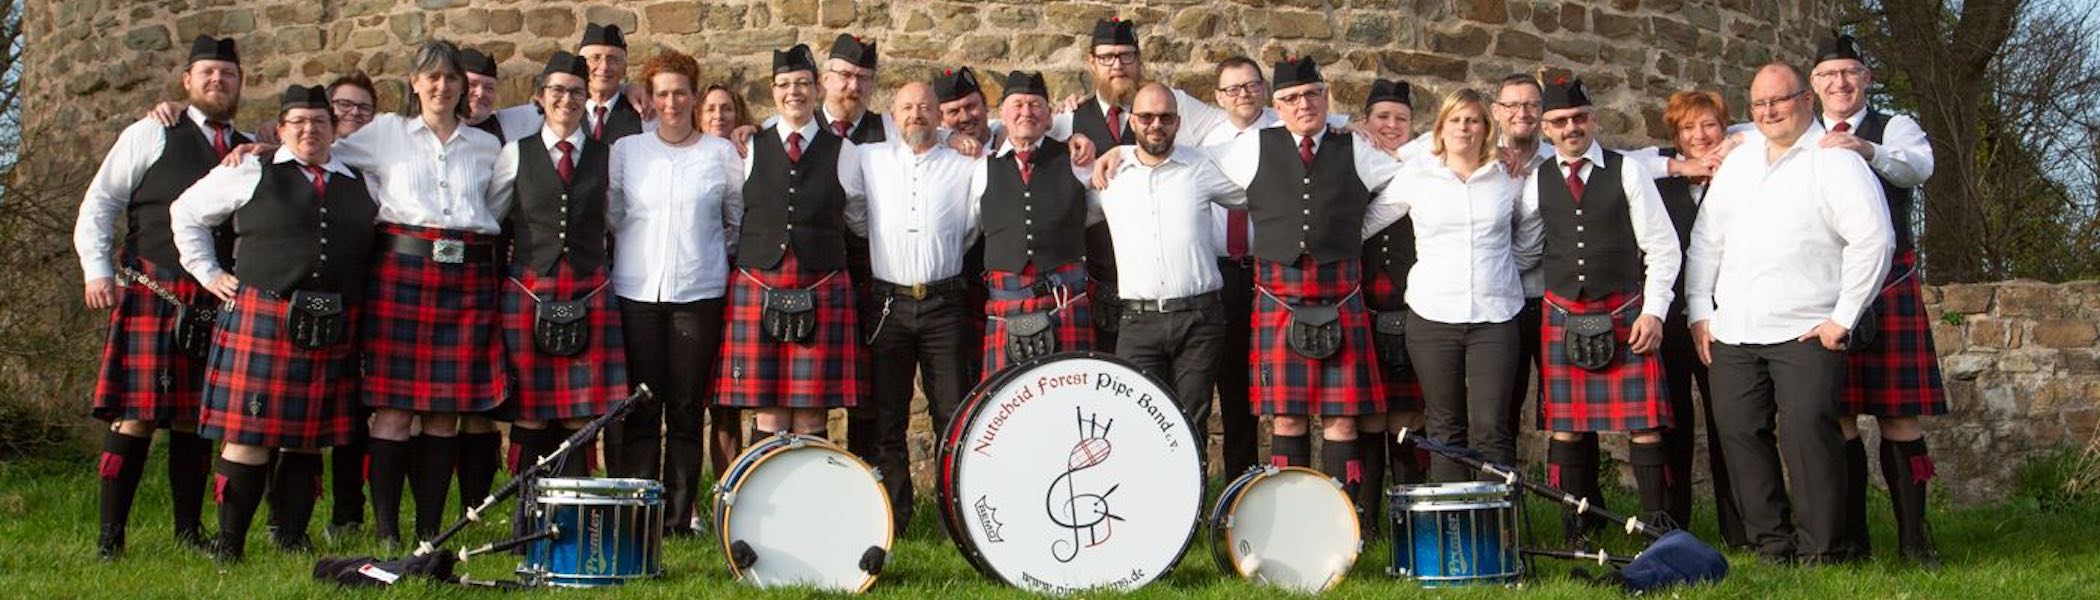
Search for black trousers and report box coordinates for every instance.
[1708,339,1848,561]
[1115,299,1229,470]
[1212,258,1260,478]
[1509,297,1542,436]
[1407,314,1522,482]
[866,286,975,529]
[615,297,726,530]
[1661,310,1746,545]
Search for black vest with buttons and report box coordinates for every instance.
[1248,128,1370,265]
[1538,151,1641,299]
[593,97,645,143]
[1653,148,1701,315]
[981,140,1088,272]
[737,126,851,272]
[231,161,379,297]
[1361,218,1417,310]
[509,135,612,276]
[131,119,248,272]
[1848,109,1916,254]
[831,109,888,144]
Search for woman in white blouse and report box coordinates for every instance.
[607,49,744,536]
[1374,88,1543,482]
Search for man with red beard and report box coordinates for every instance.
[75,35,247,560]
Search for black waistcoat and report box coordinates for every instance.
[1248,128,1370,265]
[829,109,888,145]
[1361,218,1417,310]
[509,136,612,276]
[1070,99,1134,148]
[1539,151,1641,298]
[737,126,851,271]
[1653,148,1701,314]
[471,117,506,145]
[592,98,645,143]
[231,162,379,297]
[981,140,1089,272]
[131,119,249,271]
[1849,109,1916,253]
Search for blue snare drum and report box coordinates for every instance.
[1387,482,1522,587]
[522,477,665,587]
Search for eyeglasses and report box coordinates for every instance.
[541,85,588,100]
[1810,66,1868,82]
[280,117,332,129]
[827,68,874,83]
[1493,101,1542,114]
[330,99,375,115]
[1218,81,1265,98]
[1274,87,1326,107]
[1749,90,1808,112]
[1543,112,1591,128]
[1131,112,1179,126]
[1092,51,1140,66]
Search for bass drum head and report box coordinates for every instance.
[1213,466,1360,593]
[717,436,892,592]
[941,352,1202,593]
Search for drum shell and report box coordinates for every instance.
[1207,465,1361,592]
[712,433,892,593]
[1385,482,1522,587]
[522,478,664,586]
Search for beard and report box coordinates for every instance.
[1101,76,1140,106]
[191,91,239,122]
[1138,136,1173,157]
[901,127,937,148]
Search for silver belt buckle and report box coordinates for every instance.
[431,239,466,264]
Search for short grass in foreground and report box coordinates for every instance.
[3,455,2096,598]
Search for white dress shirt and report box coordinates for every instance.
[1520,142,1682,318]
[608,132,745,303]
[966,136,1105,229]
[744,118,872,238]
[856,140,982,285]
[74,107,246,281]
[1098,145,1247,300]
[1199,109,1280,258]
[330,113,506,234]
[1212,127,1403,199]
[167,148,370,284]
[1716,109,1932,188]
[488,124,590,213]
[1374,156,1542,324]
[1685,127,1894,345]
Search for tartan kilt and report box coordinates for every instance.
[1250,255,1385,417]
[1844,250,1948,416]
[92,258,214,423]
[715,249,862,409]
[1363,268,1423,412]
[1539,290,1671,432]
[981,262,1095,378]
[360,224,505,413]
[198,285,360,448]
[500,261,628,421]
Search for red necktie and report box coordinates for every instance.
[1832,121,1852,133]
[1015,149,1034,184]
[1297,136,1315,167]
[591,106,608,140]
[303,164,327,196]
[1564,158,1588,203]
[786,132,804,163]
[1226,209,1249,258]
[832,120,852,139]
[555,140,576,185]
[1106,106,1123,142]
[209,122,231,157]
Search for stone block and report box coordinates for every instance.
[1429,25,1490,55]
[489,9,524,35]
[1968,317,2020,350]
[1494,29,1543,60]
[1998,351,2056,374]
[389,12,426,44]
[645,3,703,35]
[1250,10,1333,40]
[1938,283,1995,314]
[1455,0,1509,24]
[779,0,818,26]
[123,25,171,52]
[1013,34,1077,63]
[1045,3,1117,35]
[2067,408,2099,440]
[265,4,327,26]
[1380,50,1469,82]
[820,0,856,28]
[1343,13,1395,46]
[1931,320,1966,354]
[1560,3,1586,32]
[988,5,1040,29]
[1652,16,1698,54]
[1593,11,1641,38]
[1996,282,2071,319]
[1547,36,1601,64]
[2066,350,2100,375]
[525,7,577,39]
[1943,353,1992,381]
[2032,320,2099,349]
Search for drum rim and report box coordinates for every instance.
[1213,466,1361,592]
[536,476,665,490]
[937,351,1201,591]
[715,434,893,593]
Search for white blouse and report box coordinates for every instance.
[330,113,506,234]
[608,132,746,303]
[1374,156,1543,324]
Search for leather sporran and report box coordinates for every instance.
[1286,303,1343,360]
[285,291,347,350]
[761,288,817,344]
[172,304,219,360]
[1372,310,1411,371]
[534,299,590,356]
[1003,311,1057,362]
[1847,302,1881,354]
[1562,313,1617,371]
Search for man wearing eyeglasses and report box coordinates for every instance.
[1808,32,1947,569]
[493,24,655,144]
[1195,55,1272,481]
[1522,78,1683,544]
[1686,61,1893,566]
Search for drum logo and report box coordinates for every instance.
[974,496,1006,543]
[586,510,608,574]
[1046,407,1123,563]
[1443,512,1470,576]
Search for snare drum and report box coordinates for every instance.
[1387,482,1522,587]
[1209,466,1362,593]
[521,477,664,587]
[714,433,892,593]
[938,352,1202,593]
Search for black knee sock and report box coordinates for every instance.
[366,438,412,544]
[1548,437,1601,541]
[1320,436,1364,515]
[270,452,323,549]
[1270,433,1311,468]
[1387,434,1426,485]
[96,431,152,551]
[328,437,367,527]
[1357,433,1388,533]
[1629,439,1673,530]
[455,431,502,511]
[1881,438,1940,559]
[411,435,460,539]
[166,430,213,543]
[1843,437,1872,557]
[212,458,269,561]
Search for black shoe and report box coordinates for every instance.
[174,526,212,552]
[96,525,126,561]
[275,531,315,553]
[1901,528,1943,570]
[324,521,363,544]
[211,534,245,563]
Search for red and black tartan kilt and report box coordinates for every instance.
[1844,250,1948,416]
[1363,268,1423,412]
[716,249,862,409]
[360,224,505,414]
[1250,255,1385,417]
[1539,290,1671,432]
[92,258,213,423]
[500,261,628,421]
[198,285,360,448]
[981,262,1095,377]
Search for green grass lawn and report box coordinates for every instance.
[3,454,2095,599]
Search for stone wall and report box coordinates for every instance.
[1919,281,2100,504]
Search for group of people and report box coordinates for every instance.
[78,16,1948,572]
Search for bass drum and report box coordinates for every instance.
[1209,465,1362,593]
[713,433,892,593]
[937,352,1202,593]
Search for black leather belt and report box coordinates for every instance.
[1218,256,1257,269]
[1124,291,1223,313]
[383,234,496,264]
[987,269,1083,301]
[873,276,968,300]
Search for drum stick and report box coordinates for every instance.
[417,386,654,556]
[1393,428,1666,540]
